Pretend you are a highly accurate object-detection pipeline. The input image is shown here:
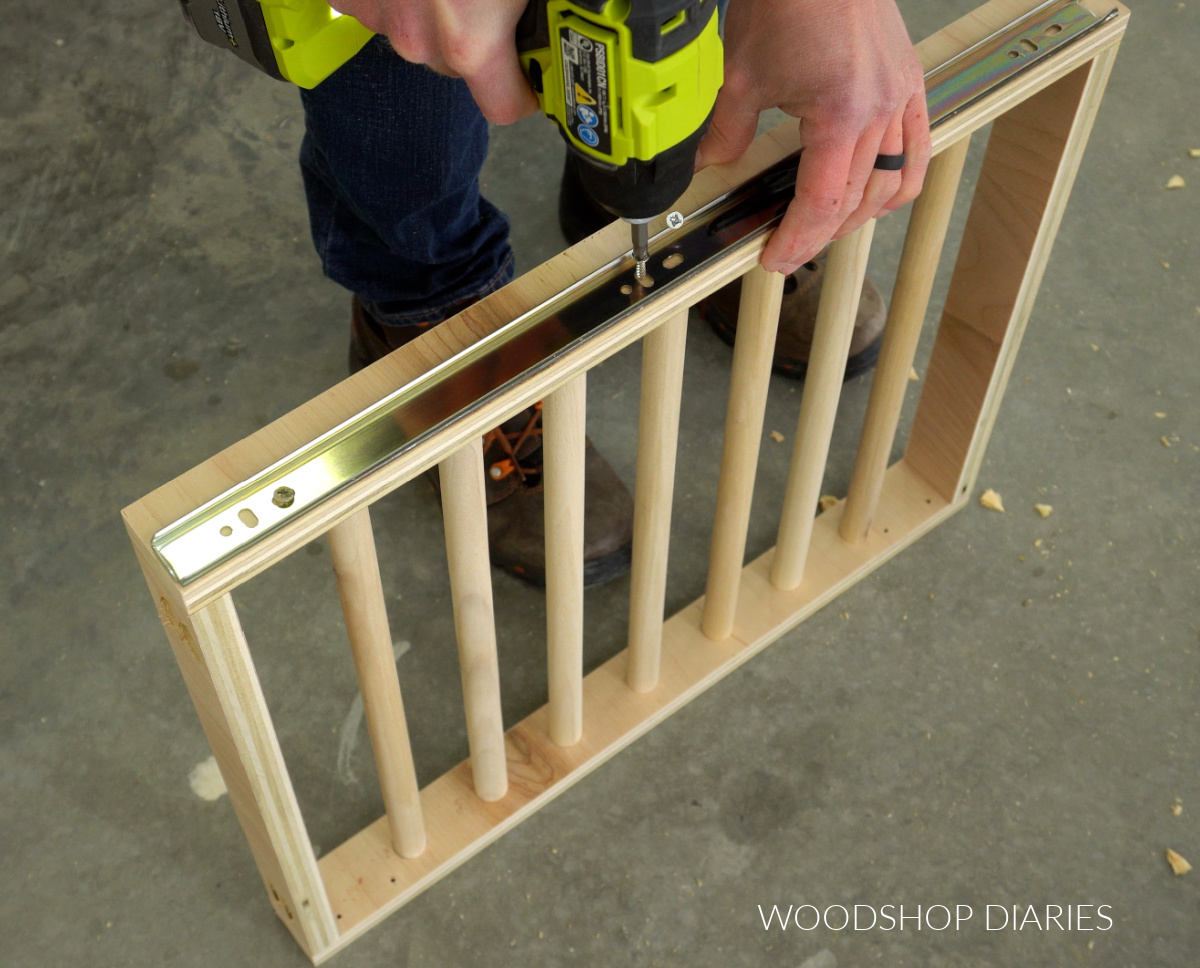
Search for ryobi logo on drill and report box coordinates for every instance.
[212,0,238,48]
[560,27,611,155]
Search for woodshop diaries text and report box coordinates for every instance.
[757,903,1115,932]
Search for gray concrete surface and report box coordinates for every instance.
[2,1,1197,966]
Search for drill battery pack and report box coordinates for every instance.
[177,0,372,88]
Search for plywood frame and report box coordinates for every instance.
[123,1,1128,960]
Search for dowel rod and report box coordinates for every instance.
[627,310,688,691]
[702,265,786,640]
[327,508,427,858]
[771,222,877,591]
[439,439,508,802]
[841,138,972,544]
[543,376,587,746]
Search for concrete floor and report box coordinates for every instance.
[2,1,1197,965]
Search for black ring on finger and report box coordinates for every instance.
[873,152,906,171]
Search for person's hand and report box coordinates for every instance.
[695,0,930,274]
[332,0,539,124]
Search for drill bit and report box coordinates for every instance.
[627,218,651,282]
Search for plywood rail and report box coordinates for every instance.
[122,1,1128,960]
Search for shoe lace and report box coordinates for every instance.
[484,402,543,484]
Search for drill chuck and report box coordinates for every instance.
[628,218,652,279]
[570,111,714,221]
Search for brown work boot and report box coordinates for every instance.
[699,251,887,382]
[459,404,633,588]
[348,294,471,374]
[348,297,634,588]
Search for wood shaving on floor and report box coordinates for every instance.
[189,755,228,801]
[979,488,1005,512]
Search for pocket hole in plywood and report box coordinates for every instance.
[238,508,260,528]
[662,252,685,270]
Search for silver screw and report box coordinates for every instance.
[666,211,684,229]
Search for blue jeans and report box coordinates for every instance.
[299,36,515,329]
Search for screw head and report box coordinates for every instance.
[272,486,296,509]
[666,211,684,229]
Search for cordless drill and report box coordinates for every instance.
[516,0,722,279]
[178,0,723,278]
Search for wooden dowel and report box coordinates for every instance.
[702,265,786,640]
[327,508,427,858]
[439,438,507,802]
[542,376,586,746]
[771,222,877,591]
[627,310,688,691]
[840,138,972,544]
